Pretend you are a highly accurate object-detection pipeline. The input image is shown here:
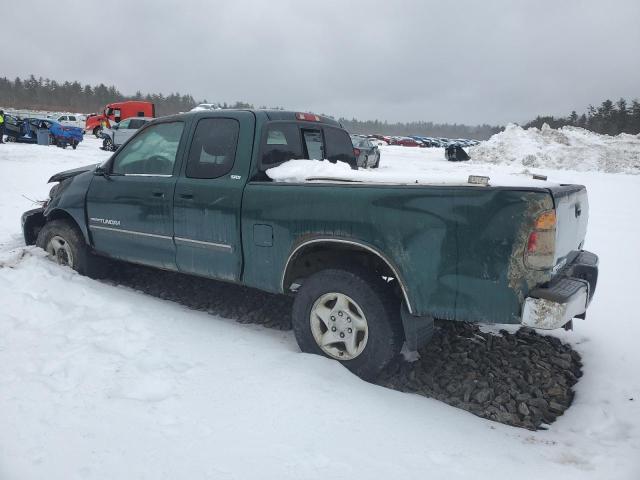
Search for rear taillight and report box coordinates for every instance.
[354,148,361,157]
[525,210,556,269]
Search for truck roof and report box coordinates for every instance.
[167,109,342,127]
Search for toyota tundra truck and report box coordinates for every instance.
[21,109,598,380]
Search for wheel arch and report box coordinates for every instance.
[282,238,414,314]
[45,208,90,244]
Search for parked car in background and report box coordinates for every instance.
[368,134,391,144]
[101,117,153,151]
[4,116,83,148]
[350,135,380,168]
[55,114,85,129]
[190,103,220,111]
[390,136,422,147]
[85,101,155,138]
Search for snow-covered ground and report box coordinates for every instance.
[1,137,639,479]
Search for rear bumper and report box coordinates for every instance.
[522,250,598,329]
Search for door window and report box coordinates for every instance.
[261,123,303,167]
[302,129,324,160]
[68,116,76,121]
[111,122,184,175]
[117,119,131,129]
[186,118,240,179]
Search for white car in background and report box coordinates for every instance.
[55,114,85,129]
[101,117,153,151]
[190,103,220,111]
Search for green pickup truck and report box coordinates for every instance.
[22,110,598,379]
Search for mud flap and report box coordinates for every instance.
[400,303,435,351]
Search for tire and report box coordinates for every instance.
[72,141,77,150]
[292,268,403,380]
[103,137,114,151]
[93,127,102,138]
[36,219,107,278]
[371,154,380,168]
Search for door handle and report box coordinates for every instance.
[152,191,164,198]
[179,193,194,199]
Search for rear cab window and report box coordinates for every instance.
[325,127,356,165]
[258,122,356,177]
[260,123,304,168]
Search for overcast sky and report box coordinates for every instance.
[3,0,639,124]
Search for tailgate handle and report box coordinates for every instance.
[180,193,194,200]
[575,203,582,217]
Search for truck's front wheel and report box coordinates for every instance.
[36,219,106,278]
[292,268,403,380]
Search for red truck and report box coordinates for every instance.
[85,101,155,137]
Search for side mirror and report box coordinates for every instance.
[94,165,106,175]
[112,125,118,130]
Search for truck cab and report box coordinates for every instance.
[85,101,155,137]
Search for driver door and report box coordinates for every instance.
[86,120,187,270]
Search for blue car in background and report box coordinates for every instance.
[4,116,83,149]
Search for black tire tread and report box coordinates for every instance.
[36,219,107,278]
[292,267,403,380]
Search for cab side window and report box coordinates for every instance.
[261,123,303,167]
[325,127,356,166]
[185,118,240,179]
[111,122,184,175]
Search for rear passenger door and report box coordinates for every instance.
[173,112,255,281]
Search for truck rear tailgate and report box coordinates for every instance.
[549,185,589,270]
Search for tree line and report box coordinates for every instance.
[0,75,198,117]
[338,118,502,140]
[524,98,640,136]
[1,74,638,139]
[0,74,502,138]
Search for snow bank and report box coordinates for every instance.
[469,123,640,174]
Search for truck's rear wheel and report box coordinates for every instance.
[292,268,403,380]
[36,219,106,278]
[93,127,102,138]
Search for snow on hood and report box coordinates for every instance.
[266,159,559,188]
[469,123,640,174]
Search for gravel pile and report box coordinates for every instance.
[105,263,582,430]
[379,321,582,430]
[107,263,293,330]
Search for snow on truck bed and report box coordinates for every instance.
[1,135,640,479]
[266,158,561,187]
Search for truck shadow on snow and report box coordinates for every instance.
[104,262,582,431]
